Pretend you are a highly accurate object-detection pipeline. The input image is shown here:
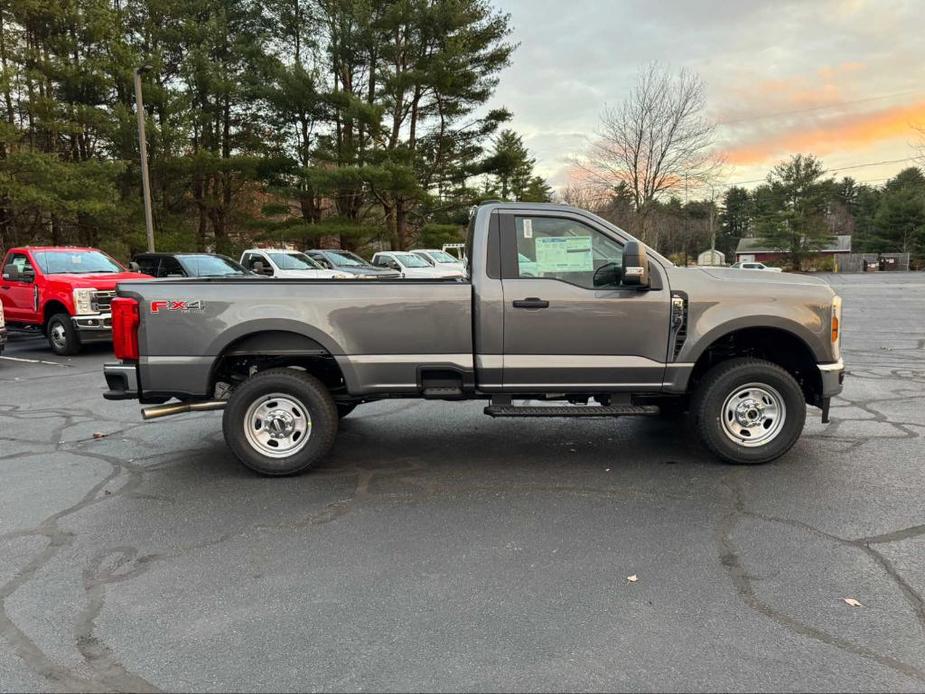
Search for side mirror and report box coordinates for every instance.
[2,264,18,281]
[253,260,271,276]
[129,261,141,272]
[388,261,400,271]
[621,241,649,287]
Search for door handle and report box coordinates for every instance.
[512,297,549,309]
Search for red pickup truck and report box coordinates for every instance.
[0,246,150,355]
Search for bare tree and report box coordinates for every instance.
[579,63,720,247]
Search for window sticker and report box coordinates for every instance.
[534,236,593,273]
[522,218,533,238]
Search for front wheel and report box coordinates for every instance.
[691,358,806,465]
[222,368,338,476]
[46,313,81,355]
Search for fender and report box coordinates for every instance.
[680,313,828,365]
[205,318,347,358]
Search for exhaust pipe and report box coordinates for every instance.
[141,400,227,420]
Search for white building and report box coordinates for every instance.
[697,249,725,266]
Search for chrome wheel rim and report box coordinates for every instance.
[720,382,786,448]
[243,393,311,458]
[50,322,67,349]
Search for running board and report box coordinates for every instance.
[484,404,660,418]
[423,386,464,399]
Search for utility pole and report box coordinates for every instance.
[134,65,155,252]
[709,186,717,266]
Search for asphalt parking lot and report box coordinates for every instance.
[1,272,924,693]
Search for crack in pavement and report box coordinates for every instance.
[716,472,925,683]
[0,445,159,693]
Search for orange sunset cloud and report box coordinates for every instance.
[724,99,925,165]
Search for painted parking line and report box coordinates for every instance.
[0,355,68,366]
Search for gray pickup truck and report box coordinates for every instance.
[103,202,844,475]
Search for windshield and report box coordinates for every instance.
[394,253,431,268]
[326,250,368,267]
[178,254,247,276]
[33,250,123,274]
[429,250,459,264]
[268,252,323,270]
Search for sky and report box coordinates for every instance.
[491,0,925,194]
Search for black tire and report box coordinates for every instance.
[691,357,806,465]
[336,403,358,419]
[222,368,338,476]
[46,313,81,355]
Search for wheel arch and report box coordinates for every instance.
[42,300,70,327]
[208,327,353,397]
[686,325,823,406]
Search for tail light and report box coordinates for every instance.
[111,297,139,360]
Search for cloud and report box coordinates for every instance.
[723,100,925,165]
[491,0,925,189]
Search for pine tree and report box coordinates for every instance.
[754,154,833,270]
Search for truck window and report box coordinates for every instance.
[33,250,122,274]
[5,252,34,278]
[308,252,332,269]
[159,257,186,277]
[511,216,623,289]
[136,256,160,276]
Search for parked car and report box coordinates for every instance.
[306,249,400,279]
[411,248,467,275]
[135,252,254,278]
[1,246,151,355]
[103,201,844,476]
[730,261,784,272]
[371,251,465,278]
[0,302,6,355]
[239,249,353,279]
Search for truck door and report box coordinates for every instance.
[499,211,671,391]
[0,252,39,324]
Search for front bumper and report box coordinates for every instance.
[818,359,845,398]
[0,326,7,352]
[103,362,139,400]
[72,313,112,343]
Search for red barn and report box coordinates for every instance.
[735,235,851,268]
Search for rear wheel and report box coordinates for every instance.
[222,368,338,476]
[691,358,805,464]
[46,313,81,356]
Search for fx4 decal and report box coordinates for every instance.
[150,300,205,313]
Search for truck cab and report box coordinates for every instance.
[0,246,150,355]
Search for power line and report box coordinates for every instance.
[829,156,917,172]
[727,156,918,187]
[716,90,921,127]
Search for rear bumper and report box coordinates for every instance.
[103,362,139,400]
[72,313,112,343]
[818,359,845,398]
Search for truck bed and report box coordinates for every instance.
[117,278,473,398]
